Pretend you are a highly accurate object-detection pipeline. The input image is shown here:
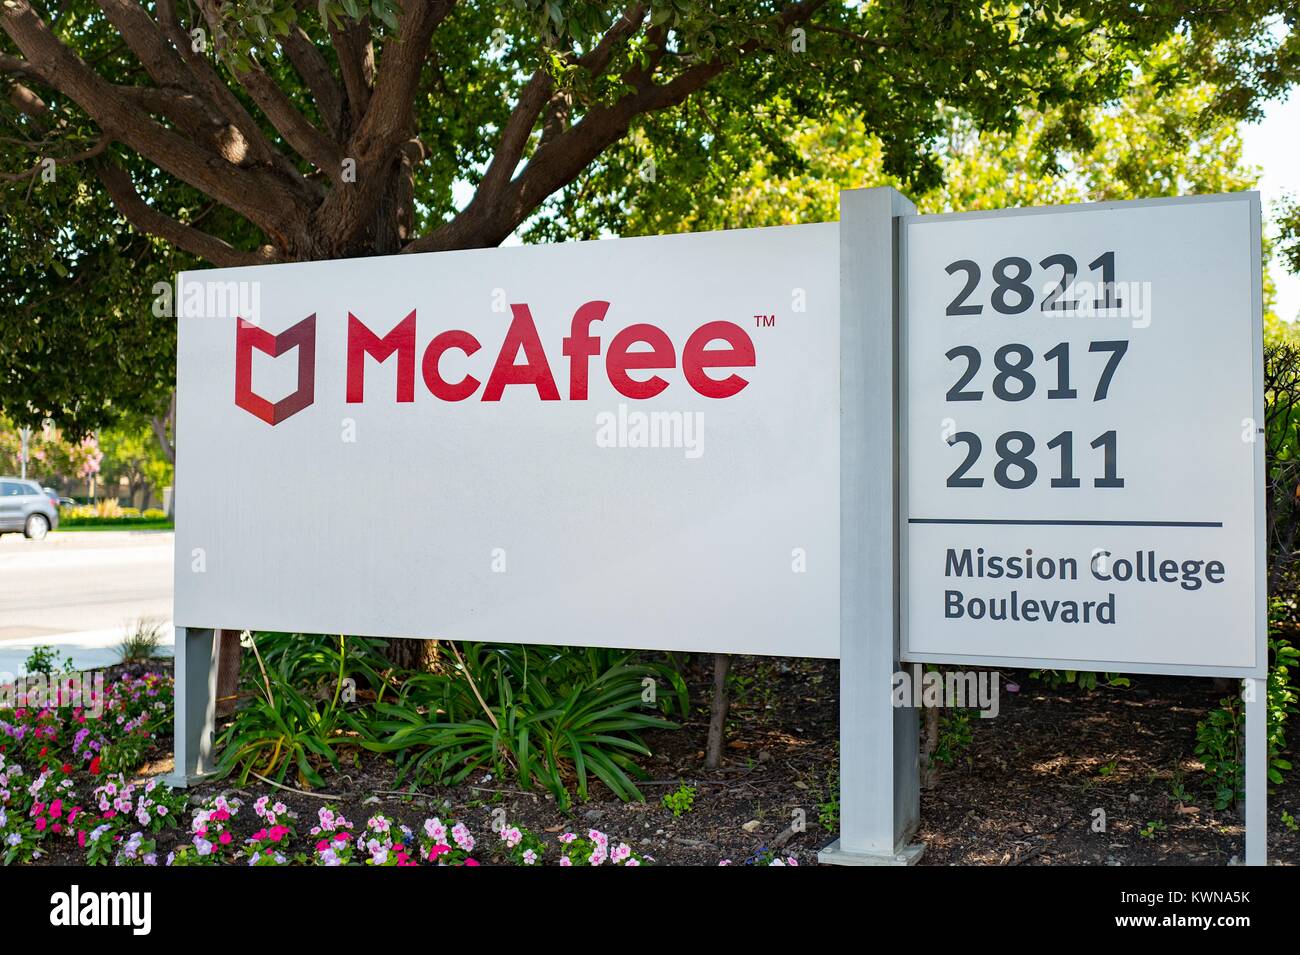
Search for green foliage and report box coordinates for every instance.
[1195,693,1245,810]
[1139,819,1167,840]
[22,645,72,676]
[116,618,167,664]
[1195,604,1299,809]
[215,633,378,788]
[816,751,839,833]
[97,414,173,505]
[1028,670,1131,691]
[661,781,696,817]
[365,643,687,807]
[931,709,974,767]
[0,413,101,486]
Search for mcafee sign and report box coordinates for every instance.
[175,224,840,656]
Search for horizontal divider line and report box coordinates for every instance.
[908,518,1223,527]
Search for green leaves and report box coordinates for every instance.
[215,633,384,788]
[365,643,687,807]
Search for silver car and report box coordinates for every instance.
[0,477,59,540]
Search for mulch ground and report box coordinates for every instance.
[34,656,1300,865]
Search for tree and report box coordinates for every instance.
[2,2,1289,291]
[0,411,101,487]
[98,413,173,506]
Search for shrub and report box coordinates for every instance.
[215,634,376,788]
[22,645,73,676]
[1194,601,1299,808]
[366,643,687,807]
[662,782,696,817]
[117,618,166,663]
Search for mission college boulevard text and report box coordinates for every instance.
[942,546,1228,624]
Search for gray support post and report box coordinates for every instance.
[819,186,923,865]
[165,626,220,787]
[1244,677,1266,865]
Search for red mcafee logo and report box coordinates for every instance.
[234,302,754,423]
[234,315,316,425]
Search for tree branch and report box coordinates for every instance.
[155,0,286,171]
[94,0,193,90]
[405,0,822,253]
[329,14,374,127]
[1,0,308,248]
[314,2,454,254]
[281,24,345,141]
[1,135,109,181]
[226,55,342,176]
[96,159,279,267]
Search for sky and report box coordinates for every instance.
[1240,90,1300,323]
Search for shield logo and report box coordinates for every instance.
[234,315,317,425]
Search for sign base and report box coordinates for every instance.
[817,838,926,866]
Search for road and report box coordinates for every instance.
[0,530,173,648]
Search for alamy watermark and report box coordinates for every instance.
[0,670,104,719]
[152,275,261,324]
[891,665,1000,718]
[596,404,704,459]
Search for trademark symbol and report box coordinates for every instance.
[755,314,776,328]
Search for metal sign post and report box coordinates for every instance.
[819,187,924,865]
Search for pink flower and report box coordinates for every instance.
[463,858,479,866]
[559,856,572,867]
[219,831,232,845]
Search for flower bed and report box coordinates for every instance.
[2,667,799,866]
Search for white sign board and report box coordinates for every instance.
[175,224,841,657]
[902,194,1264,677]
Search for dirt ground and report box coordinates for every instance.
[32,656,1300,865]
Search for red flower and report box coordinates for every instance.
[38,746,48,757]
[89,756,101,775]
[61,763,72,774]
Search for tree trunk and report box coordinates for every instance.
[704,653,732,770]
[385,637,439,673]
[215,629,242,717]
[151,391,176,465]
[920,703,941,789]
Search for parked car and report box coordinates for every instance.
[42,486,75,507]
[0,477,60,540]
